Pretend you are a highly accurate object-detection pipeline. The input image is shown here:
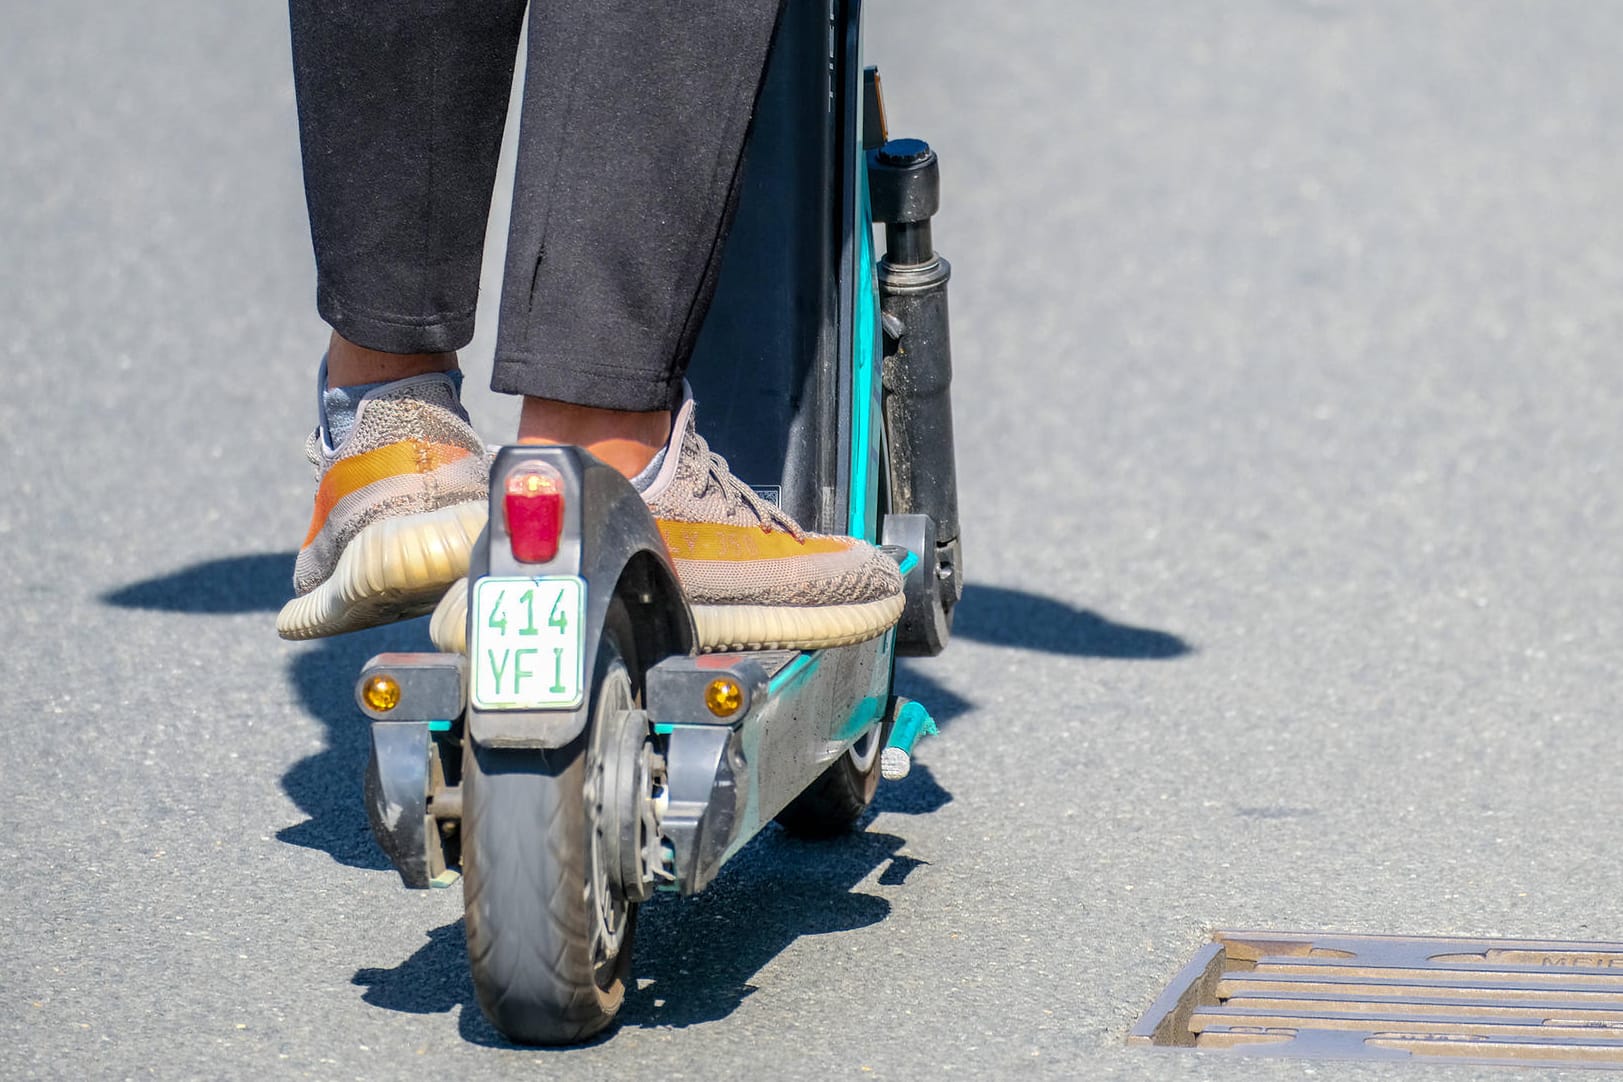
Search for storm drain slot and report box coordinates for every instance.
[1132,931,1623,1069]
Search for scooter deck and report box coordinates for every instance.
[646,636,894,894]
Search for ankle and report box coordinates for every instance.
[326,331,458,386]
[517,397,672,480]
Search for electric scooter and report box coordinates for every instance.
[353,0,960,1044]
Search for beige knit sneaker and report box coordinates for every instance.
[430,398,904,654]
[644,398,904,651]
[277,372,488,640]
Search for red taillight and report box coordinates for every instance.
[504,464,565,563]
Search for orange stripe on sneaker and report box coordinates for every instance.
[656,520,852,561]
[301,440,473,547]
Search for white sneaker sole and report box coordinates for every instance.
[427,580,903,656]
[688,594,906,653]
[277,501,488,640]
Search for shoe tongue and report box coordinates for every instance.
[321,380,388,447]
[639,396,696,501]
[318,367,466,450]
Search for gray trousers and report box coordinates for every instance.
[289,0,783,411]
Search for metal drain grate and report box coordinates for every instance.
[1132,931,1623,1068]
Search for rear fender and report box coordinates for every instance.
[466,446,694,749]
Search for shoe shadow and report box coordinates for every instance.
[100,551,298,613]
[352,815,943,1045]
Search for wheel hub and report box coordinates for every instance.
[588,694,662,908]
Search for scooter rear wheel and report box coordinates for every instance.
[461,610,639,1045]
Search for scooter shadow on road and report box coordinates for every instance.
[101,549,411,869]
[886,581,1194,737]
[352,766,950,1045]
[279,620,442,869]
[947,583,1193,661]
[106,556,1192,1042]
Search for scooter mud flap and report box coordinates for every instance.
[364,721,457,889]
[645,656,770,894]
[356,653,465,889]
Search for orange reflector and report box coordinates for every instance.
[704,678,744,718]
[362,675,401,713]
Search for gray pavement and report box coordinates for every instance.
[6,1,1623,1078]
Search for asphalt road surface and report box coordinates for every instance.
[8,2,1623,1079]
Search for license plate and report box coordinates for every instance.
[468,576,586,711]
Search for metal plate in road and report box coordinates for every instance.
[1135,931,1623,1069]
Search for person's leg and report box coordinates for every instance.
[430,0,904,654]
[325,337,456,387]
[289,0,527,358]
[279,0,526,641]
[491,0,786,475]
[515,400,673,479]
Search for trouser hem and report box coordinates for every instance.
[317,285,476,355]
[491,355,683,413]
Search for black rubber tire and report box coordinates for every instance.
[461,612,639,1046]
[774,724,884,839]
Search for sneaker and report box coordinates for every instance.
[429,398,905,654]
[646,398,905,651]
[276,371,489,640]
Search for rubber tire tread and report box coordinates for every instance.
[461,632,636,1045]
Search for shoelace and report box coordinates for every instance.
[688,430,807,540]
